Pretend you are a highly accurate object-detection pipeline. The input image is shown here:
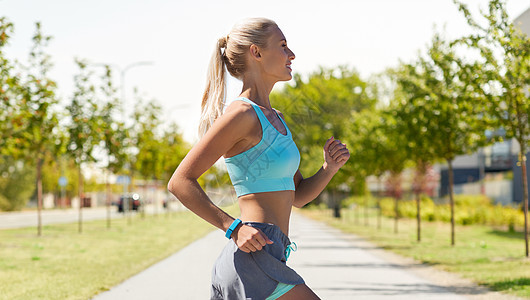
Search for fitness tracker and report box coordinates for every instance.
[225,218,242,239]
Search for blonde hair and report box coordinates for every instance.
[198,18,278,137]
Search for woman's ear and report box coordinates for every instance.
[249,44,262,60]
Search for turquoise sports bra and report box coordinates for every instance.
[224,97,301,197]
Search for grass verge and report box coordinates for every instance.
[301,207,530,299]
[0,205,239,300]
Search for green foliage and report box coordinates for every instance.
[453,0,530,253]
[392,32,491,165]
[345,109,386,194]
[16,22,61,161]
[66,59,100,166]
[129,94,191,187]
[130,96,164,180]
[41,154,79,198]
[8,22,62,229]
[453,0,530,154]
[373,195,524,227]
[161,122,189,180]
[98,65,128,174]
[0,17,21,157]
[0,157,35,211]
[342,195,378,208]
[390,28,496,244]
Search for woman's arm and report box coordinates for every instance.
[167,105,249,231]
[292,137,350,208]
[167,103,272,253]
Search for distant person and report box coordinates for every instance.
[167,17,349,300]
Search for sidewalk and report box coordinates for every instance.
[93,212,516,300]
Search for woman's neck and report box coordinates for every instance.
[240,73,275,109]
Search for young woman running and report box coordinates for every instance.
[167,17,350,300]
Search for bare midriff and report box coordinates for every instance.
[238,190,294,236]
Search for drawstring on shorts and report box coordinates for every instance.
[285,242,297,261]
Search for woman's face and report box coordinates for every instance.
[260,26,296,82]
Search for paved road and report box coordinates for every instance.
[93,212,513,300]
[0,204,183,229]
[0,190,232,230]
[0,207,125,229]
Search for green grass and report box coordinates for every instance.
[301,207,530,298]
[0,205,239,300]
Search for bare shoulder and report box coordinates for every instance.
[203,100,259,141]
[224,99,255,118]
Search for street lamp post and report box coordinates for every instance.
[118,61,153,218]
[120,61,154,122]
[91,61,154,122]
[90,60,154,218]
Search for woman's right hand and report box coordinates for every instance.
[231,224,274,253]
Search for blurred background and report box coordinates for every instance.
[0,0,528,226]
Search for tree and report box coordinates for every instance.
[98,65,128,228]
[394,32,490,245]
[66,59,100,233]
[0,18,37,212]
[391,62,441,242]
[160,122,189,182]
[0,17,19,157]
[16,22,61,236]
[160,122,193,209]
[0,158,35,211]
[131,97,164,214]
[346,108,387,225]
[41,154,79,207]
[454,0,530,256]
[380,108,409,234]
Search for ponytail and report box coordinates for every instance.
[198,36,227,138]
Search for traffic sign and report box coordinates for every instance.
[58,176,68,187]
[116,175,131,185]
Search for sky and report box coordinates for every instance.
[1,0,529,143]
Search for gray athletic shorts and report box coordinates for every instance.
[210,222,305,300]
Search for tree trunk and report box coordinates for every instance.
[354,201,359,224]
[414,161,428,243]
[127,171,133,225]
[154,180,159,217]
[377,176,382,230]
[106,170,111,229]
[332,190,341,218]
[394,196,399,234]
[363,197,368,226]
[448,159,455,246]
[377,197,382,230]
[78,166,83,234]
[36,157,43,237]
[519,144,528,257]
[416,192,421,242]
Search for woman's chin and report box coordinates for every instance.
[281,73,293,81]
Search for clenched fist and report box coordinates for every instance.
[323,136,350,172]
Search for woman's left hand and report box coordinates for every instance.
[323,136,350,172]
